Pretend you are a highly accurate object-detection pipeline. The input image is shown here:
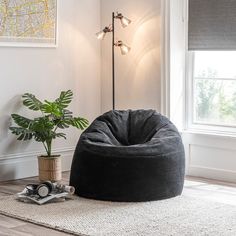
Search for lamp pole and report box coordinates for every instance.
[96,12,131,111]
[112,12,115,110]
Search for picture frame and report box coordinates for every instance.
[0,0,58,48]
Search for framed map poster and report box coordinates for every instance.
[0,0,57,47]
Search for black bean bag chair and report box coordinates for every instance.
[70,110,185,202]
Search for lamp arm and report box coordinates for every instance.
[104,25,113,33]
[114,12,123,19]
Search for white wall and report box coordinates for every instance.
[0,0,101,181]
[101,0,162,112]
[183,132,236,183]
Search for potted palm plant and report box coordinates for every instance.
[9,90,89,182]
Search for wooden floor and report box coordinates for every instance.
[0,173,70,236]
[0,172,236,236]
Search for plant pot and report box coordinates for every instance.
[38,155,62,182]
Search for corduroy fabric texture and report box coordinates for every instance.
[70,110,185,202]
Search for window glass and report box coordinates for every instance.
[193,51,236,126]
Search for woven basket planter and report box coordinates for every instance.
[38,155,62,182]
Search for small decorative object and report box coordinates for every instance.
[17,181,75,205]
[0,0,57,47]
[10,90,89,182]
[96,12,132,110]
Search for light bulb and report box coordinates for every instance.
[120,43,131,55]
[96,26,112,40]
[96,30,106,40]
[120,16,131,28]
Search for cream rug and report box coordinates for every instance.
[0,195,235,236]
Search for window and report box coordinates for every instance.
[188,51,236,129]
[188,1,236,132]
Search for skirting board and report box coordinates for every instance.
[0,147,74,182]
[188,166,236,183]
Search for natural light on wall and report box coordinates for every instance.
[193,51,236,127]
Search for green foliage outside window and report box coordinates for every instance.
[195,69,236,125]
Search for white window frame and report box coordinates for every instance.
[185,51,236,136]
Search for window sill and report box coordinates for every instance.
[181,128,236,139]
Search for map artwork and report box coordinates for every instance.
[0,0,57,46]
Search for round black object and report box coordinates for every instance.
[70,110,185,202]
[26,181,54,198]
[37,181,54,197]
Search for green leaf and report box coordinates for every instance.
[56,110,72,129]
[56,121,70,129]
[54,132,66,139]
[31,117,54,132]
[11,114,32,129]
[9,127,33,141]
[34,135,45,142]
[66,117,89,130]
[63,109,73,119]
[23,117,54,143]
[41,101,62,117]
[22,93,42,111]
[55,90,73,109]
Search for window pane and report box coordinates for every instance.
[194,79,236,126]
[193,51,236,126]
[194,51,236,79]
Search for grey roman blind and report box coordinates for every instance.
[188,0,236,50]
